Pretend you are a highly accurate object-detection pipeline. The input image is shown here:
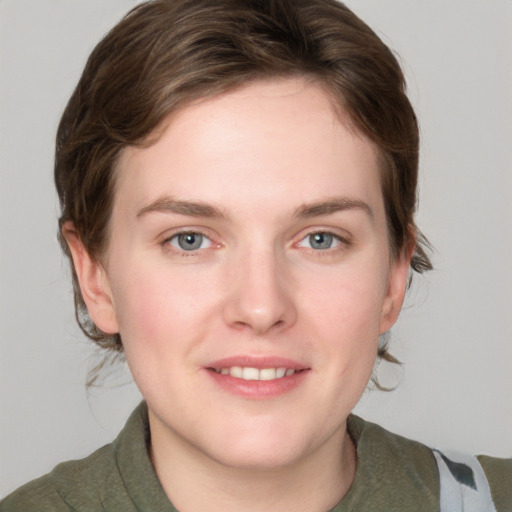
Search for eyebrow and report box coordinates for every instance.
[136,197,227,219]
[136,195,372,221]
[294,197,373,220]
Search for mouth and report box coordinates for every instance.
[208,366,303,381]
[204,357,309,398]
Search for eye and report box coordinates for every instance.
[168,232,212,251]
[298,232,341,250]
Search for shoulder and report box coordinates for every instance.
[348,414,440,479]
[346,415,511,512]
[0,442,118,512]
[0,473,66,512]
[342,415,439,510]
[478,454,512,512]
[0,404,152,512]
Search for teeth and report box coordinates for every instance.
[242,367,259,380]
[230,366,243,378]
[276,367,286,378]
[260,368,276,380]
[216,366,297,381]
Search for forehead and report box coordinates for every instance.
[113,78,383,220]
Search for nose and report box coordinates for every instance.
[223,248,297,335]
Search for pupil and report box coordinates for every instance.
[178,233,202,250]
[311,233,332,250]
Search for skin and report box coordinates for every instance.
[65,78,412,512]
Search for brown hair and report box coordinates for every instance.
[55,0,432,372]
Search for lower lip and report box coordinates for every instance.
[204,369,310,399]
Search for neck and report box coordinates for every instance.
[149,412,357,512]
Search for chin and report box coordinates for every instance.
[198,419,321,471]
[209,442,306,471]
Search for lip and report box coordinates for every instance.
[203,355,310,399]
[206,355,308,371]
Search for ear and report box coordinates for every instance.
[62,222,119,334]
[379,236,415,334]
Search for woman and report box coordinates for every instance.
[1,1,510,510]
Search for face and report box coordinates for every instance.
[70,78,410,470]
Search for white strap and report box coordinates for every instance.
[434,449,497,512]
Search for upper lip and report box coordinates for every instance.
[205,355,309,371]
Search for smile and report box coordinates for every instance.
[212,367,298,381]
[205,357,309,398]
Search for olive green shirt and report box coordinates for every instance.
[1,403,510,511]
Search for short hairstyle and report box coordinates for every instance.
[55,0,432,370]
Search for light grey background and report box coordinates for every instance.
[1,0,511,498]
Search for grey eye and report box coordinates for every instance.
[308,232,334,250]
[171,233,209,251]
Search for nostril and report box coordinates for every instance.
[222,272,298,333]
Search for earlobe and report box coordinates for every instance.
[379,239,415,334]
[62,222,119,334]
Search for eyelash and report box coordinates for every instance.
[161,229,350,257]
[295,230,350,253]
[163,230,215,256]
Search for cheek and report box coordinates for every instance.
[301,262,388,382]
[109,261,222,350]
[112,271,168,344]
[305,265,387,337]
